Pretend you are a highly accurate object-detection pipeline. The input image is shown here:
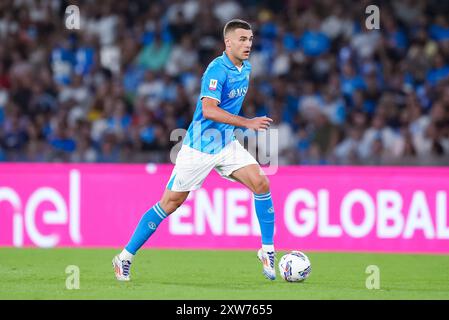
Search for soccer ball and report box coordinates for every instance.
[278,251,311,282]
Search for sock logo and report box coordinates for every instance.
[148,222,157,230]
[268,206,274,214]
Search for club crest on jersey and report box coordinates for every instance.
[209,79,218,90]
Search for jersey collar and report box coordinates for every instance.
[222,51,247,70]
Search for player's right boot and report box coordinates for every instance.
[257,248,276,280]
[112,255,131,281]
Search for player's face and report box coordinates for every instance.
[226,28,253,61]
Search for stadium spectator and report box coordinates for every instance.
[0,0,448,166]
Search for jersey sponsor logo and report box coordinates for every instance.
[209,79,218,90]
[228,87,248,99]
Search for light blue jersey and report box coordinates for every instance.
[183,52,251,154]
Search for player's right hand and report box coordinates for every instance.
[245,116,273,130]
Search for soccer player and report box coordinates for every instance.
[113,19,276,281]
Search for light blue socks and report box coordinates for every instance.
[125,202,168,255]
[254,191,275,247]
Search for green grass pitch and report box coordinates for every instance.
[1,248,448,300]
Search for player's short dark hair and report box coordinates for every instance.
[223,19,252,38]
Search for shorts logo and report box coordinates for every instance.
[268,206,274,214]
[148,222,157,230]
[209,79,218,91]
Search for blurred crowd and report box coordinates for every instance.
[0,0,448,165]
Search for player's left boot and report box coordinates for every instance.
[257,248,276,280]
[112,255,132,281]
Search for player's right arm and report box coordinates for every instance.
[202,98,272,130]
[200,63,272,130]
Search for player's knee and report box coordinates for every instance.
[254,177,270,194]
[160,195,185,214]
[160,200,180,215]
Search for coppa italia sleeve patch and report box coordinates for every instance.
[209,79,218,90]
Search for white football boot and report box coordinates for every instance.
[112,255,132,281]
[257,248,276,280]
